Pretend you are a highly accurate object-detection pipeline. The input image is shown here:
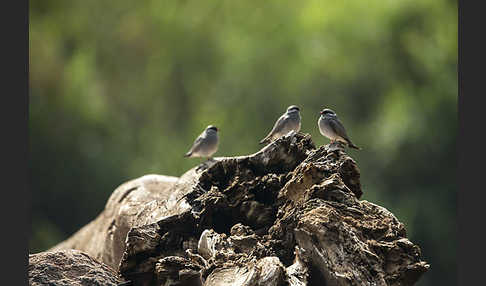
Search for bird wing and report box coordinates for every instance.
[261,114,289,143]
[270,114,290,136]
[328,118,350,142]
[188,132,206,153]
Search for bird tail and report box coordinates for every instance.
[184,151,192,157]
[348,141,361,150]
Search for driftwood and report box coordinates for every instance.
[31,132,429,286]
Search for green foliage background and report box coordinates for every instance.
[29,1,456,285]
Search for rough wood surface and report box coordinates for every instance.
[36,132,429,286]
[28,250,124,286]
[49,174,180,268]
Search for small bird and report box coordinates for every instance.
[259,105,301,145]
[318,108,361,150]
[184,125,219,160]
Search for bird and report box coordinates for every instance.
[318,108,361,150]
[259,105,301,145]
[184,125,219,160]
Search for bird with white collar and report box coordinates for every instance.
[318,108,361,150]
[184,125,220,160]
[259,105,301,145]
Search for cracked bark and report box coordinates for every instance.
[32,132,429,286]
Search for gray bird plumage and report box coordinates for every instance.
[318,108,361,150]
[184,125,219,159]
[260,105,301,145]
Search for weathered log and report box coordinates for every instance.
[39,132,429,286]
[49,174,180,268]
[28,250,124,286]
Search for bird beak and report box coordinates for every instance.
[319,111,323,115]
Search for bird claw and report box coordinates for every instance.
[195,158,216,172]
[328,141,345,152]
[195,164,207,172]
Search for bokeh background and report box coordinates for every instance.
[29,1,457,285]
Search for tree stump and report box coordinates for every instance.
[31,132,429,286]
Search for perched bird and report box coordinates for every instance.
[184,125,219,160]
[318,108,361,150]
[259,105,301,145]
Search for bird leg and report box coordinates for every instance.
[328,138,343,151]
[195,158,205,172]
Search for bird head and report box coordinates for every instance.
[287,105,300,113]
[206,125,219,132]
[320,108,336,116]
